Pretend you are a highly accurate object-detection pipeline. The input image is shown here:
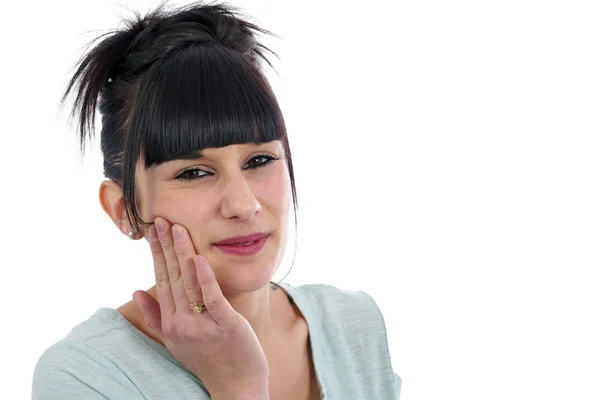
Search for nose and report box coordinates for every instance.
[220,170,261,220]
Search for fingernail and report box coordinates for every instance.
[156,221,166,234]
[173,225,183,240]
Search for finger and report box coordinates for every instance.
[148,221,175,316]
[172,224,204,307]
[132,290,164,338]
[194,255,233,327]
[155,217,188,313]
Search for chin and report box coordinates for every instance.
[212,259,278,292]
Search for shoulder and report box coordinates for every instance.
[283,282,390,346]
[33,337,142,399]
[286,283,400,396]
[32,309,147,399]
[291,282,386,324]
[33,308,212,400]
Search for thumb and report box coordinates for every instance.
[132,290,163,337]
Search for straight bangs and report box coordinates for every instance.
[128,43,285,169]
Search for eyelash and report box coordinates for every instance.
[175,154,280,181]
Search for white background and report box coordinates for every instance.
[1,0,599,399]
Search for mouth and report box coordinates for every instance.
[213,232,271,246]
[213,234,270,256]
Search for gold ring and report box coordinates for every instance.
[189,301,205,313]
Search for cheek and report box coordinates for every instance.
[150,191,213,226]
[259,165,291,214]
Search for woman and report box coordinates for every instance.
[32,2,401,399]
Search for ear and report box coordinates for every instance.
[99,180,139,239]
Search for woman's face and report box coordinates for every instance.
[135,139,291,292]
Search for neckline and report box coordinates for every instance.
[95,281,326,399]
[277,282,326,399]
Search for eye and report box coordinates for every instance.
[175,168,211,181]
[175,154,279,181]
[245,154,279,169]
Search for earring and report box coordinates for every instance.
[128,231,135,240]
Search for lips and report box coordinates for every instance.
[213,234,270,256]
[213,232,270,246]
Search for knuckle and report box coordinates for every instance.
[203,297,220,310]
[161,240,174,251]
[174,244,188,258]
[150,244,164,257]
[167,266,181,282]
[154,270,170,286]
[183,279,201,292]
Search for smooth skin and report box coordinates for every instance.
[133,219,269,396]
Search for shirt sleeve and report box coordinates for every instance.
[32,342,144,400]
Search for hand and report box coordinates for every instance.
[132,217,270,395]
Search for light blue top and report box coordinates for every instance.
[32,282,401,399]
